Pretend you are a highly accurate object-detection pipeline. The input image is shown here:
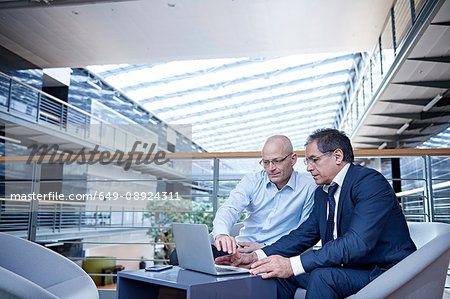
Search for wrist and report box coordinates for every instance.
[215,234,229,240]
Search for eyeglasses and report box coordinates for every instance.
[259,153,293,167]
[303,151,333,166]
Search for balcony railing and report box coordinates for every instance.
[1,149,449,289]
[0,70,170,155]
[336,0,430,134]
[1,149,449,238]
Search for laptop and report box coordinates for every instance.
[172,223,250,276]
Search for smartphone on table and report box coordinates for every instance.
[145,265,173,272]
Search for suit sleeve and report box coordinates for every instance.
[301,169,397,271]
[262,189,321,257]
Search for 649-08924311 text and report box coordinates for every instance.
[96,191,180,201]
[9,191,180,201]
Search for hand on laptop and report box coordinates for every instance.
[215,252,258,269]
[214,234,237,254]
[237,241,263,253]
[249,255,294,279]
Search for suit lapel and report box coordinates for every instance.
[336,163,355,235]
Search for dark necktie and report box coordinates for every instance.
[324,184,338,244]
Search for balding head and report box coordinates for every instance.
[261,135,297,190]
[262,135,293,155]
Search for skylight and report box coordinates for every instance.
[87,52,358,151]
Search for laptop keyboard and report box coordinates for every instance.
[215,266,238,272]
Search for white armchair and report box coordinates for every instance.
[0,233,99,299]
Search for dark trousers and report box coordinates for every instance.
[277,267,373,299]
[169,245,228,265]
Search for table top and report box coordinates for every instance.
[118,266,260,290]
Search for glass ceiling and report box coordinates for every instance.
[417,126,450,149]
[88,52,359,152]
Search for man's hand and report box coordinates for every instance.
[214,234,237,254]
[250,255,294,279]
[215,252,258,269]
[237,241,263,253]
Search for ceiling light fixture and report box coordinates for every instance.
[396,122,410,135]
[378,142,387,150]
[422,93,443,112]
[0,135,22,144]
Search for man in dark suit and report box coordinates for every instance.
[216,128,416,298]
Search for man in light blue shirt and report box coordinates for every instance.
[213,135,317,255]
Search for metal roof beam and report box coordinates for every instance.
[407,55,450,63]
[381,97,450,107]
[195,112,336,145]
[120,58,268,92]
[97,64,158,77]
[430,21,450,26]
[195,116,333,144]
[166,91,344,123]
[366,122,448,130]
[141,67,354,107]
[152,73,348,115]
[209,130,318,152]
[374,111,450,120]
[381,98,431,106]
[191,102,339,134]
[126,54,356,94]
[200,125,326,151]
[360,134,429,141]
[195,118,333,146]
[393,80,450,89]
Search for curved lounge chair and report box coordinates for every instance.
[0,233,99,299]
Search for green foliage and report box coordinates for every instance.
[143,199,216,263]
[142,195,247,263]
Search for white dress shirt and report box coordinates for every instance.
[212,170,316,245]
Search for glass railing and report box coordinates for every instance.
[1,149,449,285]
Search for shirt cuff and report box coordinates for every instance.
[211,227,229,240]
[290,255,305,276]
[254,249,267,260]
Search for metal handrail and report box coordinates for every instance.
[2,148,450,162]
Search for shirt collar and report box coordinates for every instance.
[284,170,296,190]
[264,170,297,191]
[323,163,350,193]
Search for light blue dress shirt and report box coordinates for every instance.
[212,170,317,245]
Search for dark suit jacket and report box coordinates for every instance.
[263,163,416,273]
